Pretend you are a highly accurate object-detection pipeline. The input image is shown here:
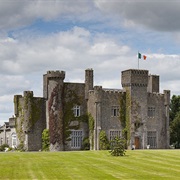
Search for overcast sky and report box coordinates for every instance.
[1,0,180,125]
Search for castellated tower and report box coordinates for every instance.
[43,71,65,151]
[14,91,46,151]
[85,68,94,100]
[147,75,159,93]
[164,90,170,148]
[121,69,148,149]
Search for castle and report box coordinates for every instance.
[0,68,170,151]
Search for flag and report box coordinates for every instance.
[138,52,147,60]
[143,55,147,60]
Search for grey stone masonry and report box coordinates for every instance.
[0,68,170,151]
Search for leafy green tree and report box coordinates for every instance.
[109,137,126,156]
[42,129,50,151]
[169,95,180,147]
[170,112,180,148]
[99,130,110,150]
[82,137,90,150]
[170,95,180,122]
[0,144,9,151]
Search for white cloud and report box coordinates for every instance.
[0,75,30,95]
[94,0,180,32]
[89,41,130,56]
[0,20,180,126]
[0,0,93,30]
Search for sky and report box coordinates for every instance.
[1,0,180,125]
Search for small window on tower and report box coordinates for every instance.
[73,105,80,117]
[111,106,119,117]
[148,107,155,117]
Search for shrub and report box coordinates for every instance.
[42,129,50,151]
[99,130,110,150]
[109,137,126,156]
[0,144,9,151]
[17,143,25,152]
[82,137,90,150]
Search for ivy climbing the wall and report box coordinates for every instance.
[42,129,50,151]
[88,113,94,150]
[99,130,110,150]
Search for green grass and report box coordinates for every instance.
[0,150,180,179]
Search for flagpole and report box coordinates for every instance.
[138,51,139,69]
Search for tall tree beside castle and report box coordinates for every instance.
[170,95,180,148]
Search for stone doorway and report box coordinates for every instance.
[135,137,140,149]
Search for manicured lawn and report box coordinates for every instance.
[0,150,180,179]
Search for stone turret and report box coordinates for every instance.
[93,86,102,150]
[23,91,33,133]
[44,70,65,151]
[121,69,148,149]
[147,75,159,93]
[85,68,94,100]
[164,90,170,148]
[14,91,46,151]
[14,95,22,117]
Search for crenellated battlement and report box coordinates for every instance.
[47,70,65,80]
[103,89,124,94]
[148,92,164,97]
[89,88,124,95]
[121,69,148,88]
[94,86,102,91]
[24,91,33,97]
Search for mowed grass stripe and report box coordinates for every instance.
[0,150,180,179]
[86,152,177,179]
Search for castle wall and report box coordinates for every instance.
[8,68,170,151]
[45,71,65,151]
[122,69,149,149]
[14,91,46,151]
[101,90,123,136]
[27,97,46,151]
[63,82,88,150]
[88,87,124,150]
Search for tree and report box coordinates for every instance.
[170,111,180,148]
[169,95,180,147]
[99,130,110,150]
[42,129,50,151]
[170,95,180,122]
[109,137,126,156]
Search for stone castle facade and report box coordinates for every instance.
[0,68,170,150]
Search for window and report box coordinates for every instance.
[6,137,9,145]
[109,130,121,141]
[73,105,80,117]
[148,107,155,117]
[147,131,157,149]
[11,133,17,148]
[71,130,83,149]
[111,106,119,117]
[0,138,3,145]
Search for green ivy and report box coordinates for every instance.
[42,129,50,151]
[125,89,131,147]
[119,89,130,148]
[82,137,90,150]
[88,113,94,150]
[119,92,126,128]
[99,130,110,150]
